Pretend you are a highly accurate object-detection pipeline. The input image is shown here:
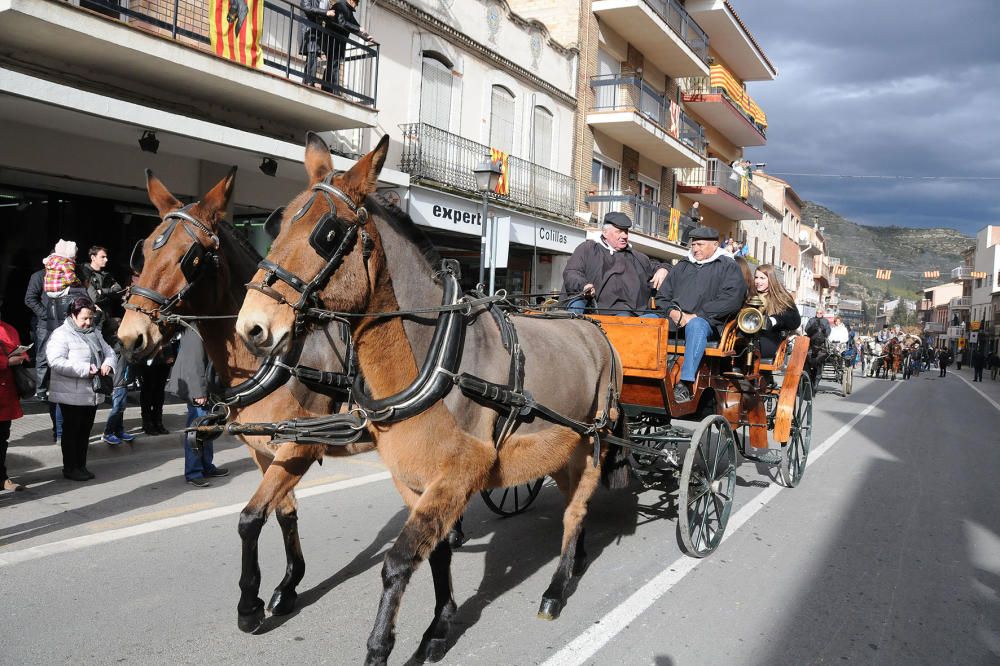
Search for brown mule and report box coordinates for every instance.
[236,133,622,664]
[117,169,355,631]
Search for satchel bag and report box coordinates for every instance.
[13,364,37,399]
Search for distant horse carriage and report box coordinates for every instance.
[132,134,817,664]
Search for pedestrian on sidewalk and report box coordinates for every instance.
[139,344,174,436]
[989,350,1000,381]
[101,349,135,446]
[46,296,117,482]
[937,347,951,377]
[24,267,51,400]
[166,329,227,488]
[971,347,986,382]
[1,310,29,492]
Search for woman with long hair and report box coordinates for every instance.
[46,296,116,481]
[752,264,801,359]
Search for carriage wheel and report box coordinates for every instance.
[780,375,813,488]
[843,363,854,395]
[678,415,737,558]
[481,478,546,516]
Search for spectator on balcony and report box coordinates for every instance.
[559,212,668,317]
[301,0,373,92]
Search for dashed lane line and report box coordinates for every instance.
[0,471,392,568]
[540,380,904,666]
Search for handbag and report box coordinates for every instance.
[13,364,37,399]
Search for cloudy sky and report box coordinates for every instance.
[729,0,999,237]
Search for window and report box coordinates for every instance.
[635,176,660,234]
[531,106,553,169]
[489,85,515,154]
[419,55,453,130]
[591,158,618,192]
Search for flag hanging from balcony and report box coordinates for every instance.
[490,147,510,196]
[210,0,265,68]
[739,176,749,200]
[668,208,681,243]
[667,102,680,140]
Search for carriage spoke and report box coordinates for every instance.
[498,487,510,511]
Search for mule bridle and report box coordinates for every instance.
[245,173,373,335]
[125,204,220,323]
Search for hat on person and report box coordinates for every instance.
[688,225,719,241]
[53,239,77,259]
[603,211,632,230]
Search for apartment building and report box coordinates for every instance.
[0,0,408,337]
[919,281,963,347]
[968,225,1000,353]
[368,0,583,294]
[753,171,802,297]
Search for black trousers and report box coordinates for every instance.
[973,366,984,381]
[0,420,10,482]
[59,404,97,472]
[139,364,170,426]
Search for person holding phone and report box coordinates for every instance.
[1,309,29,491]
[46,296,116,481]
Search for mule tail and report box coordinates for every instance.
[600,415,631,491]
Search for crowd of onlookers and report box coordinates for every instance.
[1,239,225,492]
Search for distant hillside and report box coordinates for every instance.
[802,201,974,305]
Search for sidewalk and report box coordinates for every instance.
[7,398,191,475]
[948,362,1000,403]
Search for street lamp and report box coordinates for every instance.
[473,158,502,290]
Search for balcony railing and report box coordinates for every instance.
[680,65,767,135]
[590,74,706,155]
[949,297,971,309]
[399,123,576,221]
[585,192,695,246]
[924,322,946,334]
[918,299,933,311]
[951,266,974,280]
[639,0,710,63]
[677,158,764,211]
[68,0,378,106]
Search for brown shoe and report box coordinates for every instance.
[4,479,26,492]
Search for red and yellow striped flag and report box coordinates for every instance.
[668,207,681,242]
[490,147,510,196]
[209,0,265,69]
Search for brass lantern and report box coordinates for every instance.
[737,295,767,335]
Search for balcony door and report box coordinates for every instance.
[635,176,659,235]
[594,50,621,109]
[489,85,516,154]
[419,55,453,131]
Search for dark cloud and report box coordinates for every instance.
[729,0,1000,236]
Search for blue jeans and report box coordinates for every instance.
[49,403,63,440]
[566,297,588,315]
[184,403,217,480]
[103,365,132,436]
[679,317,713,383]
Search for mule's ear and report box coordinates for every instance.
[341,134,390,200]
[304,131,333,185]
[200,166,238,221]
[146,169,183,218]
[264,207,285,239]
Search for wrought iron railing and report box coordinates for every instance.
[633,0,709,64]
[66,0,378,107]
[590,75,706,155]
[585,191,695,246]
[676,158,764,212]
[398,123,576,221]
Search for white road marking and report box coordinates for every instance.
[541,380,904,666]
[0,471,392,568]
[954,372,1000,412]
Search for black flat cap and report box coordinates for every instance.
[689,225,720,241]
[603,211,632,229]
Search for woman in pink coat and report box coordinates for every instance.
[1,314,28,491]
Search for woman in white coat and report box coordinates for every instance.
[46,296,116,481]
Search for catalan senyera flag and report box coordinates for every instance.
[210,0,265,69]
[490,147,510,196]
[739,176,749,200]
[668,208,681,242]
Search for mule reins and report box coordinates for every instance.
[245,174,374,335]
[125,204,220,322]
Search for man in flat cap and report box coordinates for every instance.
[560,212,669,316]
[654,225,747,403]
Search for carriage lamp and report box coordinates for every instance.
[737,295,767,335]
[138,130,160,154]
[259,158,278,177]
[473,159,502,290]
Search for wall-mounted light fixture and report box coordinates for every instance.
[138,130,159,154]
[259,157,278,177]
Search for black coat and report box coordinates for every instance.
[299,0,329,54]
[24,269,47,326]
[654,255,747,330]
[559,240,665,315]
[759,305,801,359]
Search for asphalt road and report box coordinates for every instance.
[2,366,998,665]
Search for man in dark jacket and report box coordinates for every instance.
[23,268,50,395]
[79,245,124,318]
[654,225,747,403]
[166,329,228,487]
[300,0,372,91]
[560,212,668,316]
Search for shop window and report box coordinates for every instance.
[489,85,516,154]
[420,55,453,130]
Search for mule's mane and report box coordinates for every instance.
[366,192,440,275]
[216,219,262,305]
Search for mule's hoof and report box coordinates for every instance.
[446,528,465,549]
[414,637,449,663]
[267,589,298,616]
[237,605,266,634]
[363,652,388,666]
[537,597,563,620]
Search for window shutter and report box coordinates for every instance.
[532,106,553,169]
[489,86,515,154]
[420,57,452,130]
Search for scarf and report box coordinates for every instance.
[685,247,728,265]
[67,316,105,392]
